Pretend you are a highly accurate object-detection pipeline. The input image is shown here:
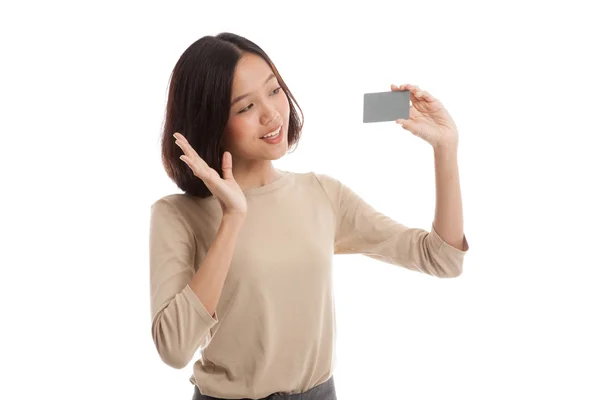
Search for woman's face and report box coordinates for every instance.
[223,53,290,162]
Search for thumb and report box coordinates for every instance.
[395,118,412,129]
[222,151,233,180]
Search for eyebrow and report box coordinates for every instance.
[231,73,277,107]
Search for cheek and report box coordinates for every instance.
[225,118,255,146]
[279,95,291,115]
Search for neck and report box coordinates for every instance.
[231,161,282,192]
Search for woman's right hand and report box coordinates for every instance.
[174,132,247,217]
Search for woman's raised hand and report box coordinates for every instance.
[174,132,247,217]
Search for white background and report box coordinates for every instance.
[1,1,599,399]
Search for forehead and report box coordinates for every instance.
[232,53,273,90]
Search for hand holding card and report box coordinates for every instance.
[363,83,459,149]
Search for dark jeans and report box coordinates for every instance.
[192,376,337,400]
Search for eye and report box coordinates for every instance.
[238,87,283,114]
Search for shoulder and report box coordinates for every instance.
[301,171,350,209]
[283,170,344,195]
[150,193,213,216]
[151,193,189,210]
[292,170,340,186]
[277,170,339,191]
[308,171,345,194]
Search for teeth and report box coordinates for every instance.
[261,127,281,139]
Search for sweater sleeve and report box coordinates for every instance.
[314,173,469,278]
[149,199,219,369]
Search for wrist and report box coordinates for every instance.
[222,212,247,223]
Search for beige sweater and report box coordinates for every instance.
[149,171,469,399]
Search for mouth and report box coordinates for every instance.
[260,124,283,139]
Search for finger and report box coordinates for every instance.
[395,118,413,130]
[174,132,194,151]
[180,154,216,185]
[418,91,436,102]
[174,133,193,153]
[221,151,233,180]
[179,155,203,175]
[174,134,225,192]
[174,137,210,170]
[179,155,195,173]
[175,139,197,162]
[406,85,424,99]
[405,85,423,104]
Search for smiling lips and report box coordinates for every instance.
[260,124,282,139]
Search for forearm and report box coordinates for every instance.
[432,145,465,250]
[189,213,246,318]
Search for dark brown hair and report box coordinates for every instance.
[160,32,304,198]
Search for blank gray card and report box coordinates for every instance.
[363,90,410,123]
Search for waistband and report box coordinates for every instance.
[192,375,336,400]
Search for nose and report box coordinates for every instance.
[261,106,279,126]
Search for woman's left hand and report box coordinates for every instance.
[392,84,459,150]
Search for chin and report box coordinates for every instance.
[270,143,289,159]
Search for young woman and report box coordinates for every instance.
[149,32,470,400]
